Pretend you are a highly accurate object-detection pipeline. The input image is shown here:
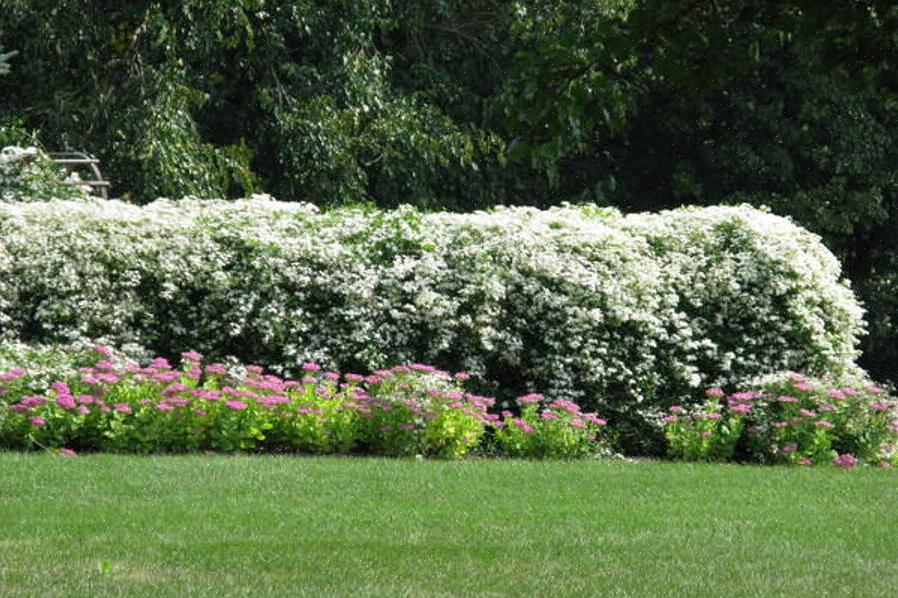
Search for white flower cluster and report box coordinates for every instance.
[0,197,865,416]
[0,146,89,202]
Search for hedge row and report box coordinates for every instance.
[0,197,864,437]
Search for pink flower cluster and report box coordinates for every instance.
[0,349,605,460]
[664,372,898,468]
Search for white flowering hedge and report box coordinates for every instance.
[0,196,864,423]
[0,146,89,202]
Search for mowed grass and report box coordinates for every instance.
[1,454,897,597]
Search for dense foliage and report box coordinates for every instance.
[664,374,898,468]
[2,1,897,384]
[0,347,606,458]
[0,198,864,448]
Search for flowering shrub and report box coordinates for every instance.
[664,373,898,467]
[663,389,746,461]
[492,394,607,459]
[0,347,602,459]
[0,145,89,202]
[0,199,863,436]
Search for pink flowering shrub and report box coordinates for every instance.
[0,347,603,460]
[492,394,607,459]
[350,365,491,459]
[664,373,898,467]
[663,389,747,461]
[741,373,898,467]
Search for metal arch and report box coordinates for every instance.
[48,151,110,199]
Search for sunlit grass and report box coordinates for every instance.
[1,453,896,597]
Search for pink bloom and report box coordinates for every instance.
[77,395,96,405]
[301,375,317,385]
[819,403,837,413]
[781,443,798,454]
[398,423,415,431]
[700,431,712,438]
[323,372,340,381]
[345,374,364,383]
[833,454,858,469]
[113,403,132,414]
[301,362,321,372]
[729,403,752,414]
[865,384,885,395]
[501,410,513,419]
[669,405,686,414]
[56,394,76,410]
[92,344,114,357]
[181,350,203,362]
[454,372,471,381]
[205,363,229,375]
[549,399,581,414]
[541,411,559,421]
[704,412,722,420]
[60,448,77,458]
[788,373,807,383]
[890,421,898,433]
[794,382,814,392]
[570,419,587,429]
[777,395,799,403]
[195,409,208,416]
[96,373,120,384]
[799,409,817,418]
[663,415,679,423]
[772,421,788,428]
[511,418,534,434]
[21,396,47,407]
[841,387,860,397]
[879,461,892,469]
[29,416,46,427]
[583,413,606,426]
[0,367,27,382]
[828,389,845,401]
[155,403,174,412]
[799,458,813,466]
[706,387,725,398]
[871,402,890,412]
[225,400,248,411]
[51,381,71,395]
[815,420,833,428]
[77,406,91,415]
[518,393,544,404]
[10,403,31,413]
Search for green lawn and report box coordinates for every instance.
[1,454,896,597]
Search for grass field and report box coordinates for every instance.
[1,454,896,597]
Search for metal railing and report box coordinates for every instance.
[48,152,110,199]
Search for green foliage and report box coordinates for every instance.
[492,394,607,459]
[663,373,898,467]
[664,399,746,462]
[4,0,898,387]
[0,45,14,76]
[0,199,865,443]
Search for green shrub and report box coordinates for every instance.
[492,394,607,459]
[0,349,495,458]
[663,373,898,467]
[0,199,864,436]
